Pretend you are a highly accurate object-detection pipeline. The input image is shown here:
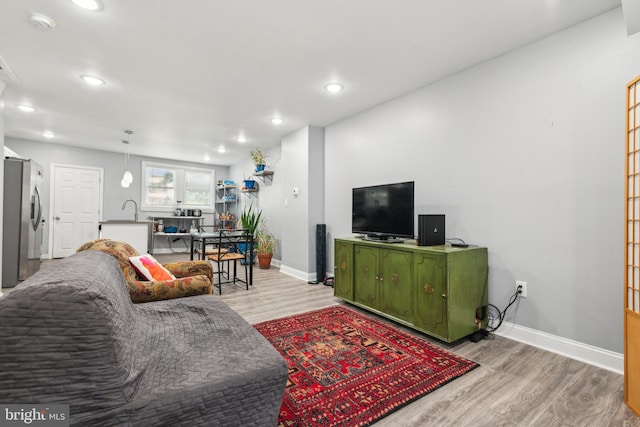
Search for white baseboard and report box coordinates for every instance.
[496,322,623,374]
[279,264,315,282]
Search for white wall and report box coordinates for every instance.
[5,137,229,256]
[230,145,284,261]
[277,126,326,280]
[281,127,312,278]
[308,126,325,274]
[324,8,640,354]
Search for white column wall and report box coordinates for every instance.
[280,126,325,280]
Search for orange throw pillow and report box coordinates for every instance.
[129,254,176,281]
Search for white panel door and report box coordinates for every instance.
[52,165,102,258]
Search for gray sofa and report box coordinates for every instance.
[0,250,288,426]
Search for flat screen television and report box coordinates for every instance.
[352,181,414,242]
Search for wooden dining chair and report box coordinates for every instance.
[207,228,252,294]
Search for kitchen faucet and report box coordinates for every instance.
[122,199,138,222]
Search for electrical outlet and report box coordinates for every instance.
[516,280,527,298]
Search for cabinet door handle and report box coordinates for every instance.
[442,293,447,299]
[379,276,383,282]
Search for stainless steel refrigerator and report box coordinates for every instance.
[3,158,44,287]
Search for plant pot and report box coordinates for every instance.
[257,252,272,269]
[243,179,256,189]
[237,242,257,265]
[255,164,266,172]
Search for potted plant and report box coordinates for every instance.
[243,179,256,190]
[238,205,261,264]
[239,204,261,236]
[255,220,276,269]
[250,149,267,172]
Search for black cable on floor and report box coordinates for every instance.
[168,236,189,253]
[485,287,521,333]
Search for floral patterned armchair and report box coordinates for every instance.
[77,239,213,303]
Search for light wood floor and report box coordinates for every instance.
[40,254,640,426]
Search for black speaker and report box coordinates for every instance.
[418,215,445,246]
[316,224,327,282]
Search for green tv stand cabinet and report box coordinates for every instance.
[334,238,488,343]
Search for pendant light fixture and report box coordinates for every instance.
[121,130,133,188]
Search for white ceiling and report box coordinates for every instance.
[0,0,623,166]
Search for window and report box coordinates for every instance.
[184,169,213,206]
[144,165,176,207]
[141,161,215,211]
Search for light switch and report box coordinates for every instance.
[284,198,289,207]
[293,187,299,197]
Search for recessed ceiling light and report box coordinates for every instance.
[80,75,105,86]
[43,131,55,138]
[236,136,247,143]
[270,117,284,125]
[69,0,103,11]
[17,104,35,112]
[28,13,56,31]
[325,83,344,93]
[218,146,226,153]
[203,154,210,161]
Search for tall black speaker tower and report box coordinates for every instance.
[316,224,326,282]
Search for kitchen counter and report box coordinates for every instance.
[99,221,151,254]
[100,220,154,224]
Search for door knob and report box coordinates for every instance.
[54,216,60,220]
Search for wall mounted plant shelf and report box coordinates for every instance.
[253,170,274,183]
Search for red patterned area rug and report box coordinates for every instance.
[253,305,479,427]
